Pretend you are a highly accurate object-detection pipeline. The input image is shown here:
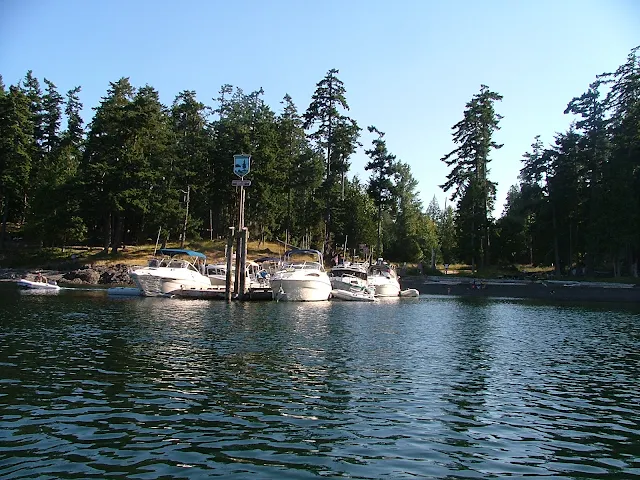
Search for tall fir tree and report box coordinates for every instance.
[0,85,34,246]
[304,69,360,254]
[440,85,503,271]
[364,126,397,257]
[81,78,136,252]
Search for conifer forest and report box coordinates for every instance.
[0,47,638,276]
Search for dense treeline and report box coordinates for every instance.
[0,69,436,264]
[493,46,640,277]
[0,47,638,277]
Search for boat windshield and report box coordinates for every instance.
[148,255,200,272]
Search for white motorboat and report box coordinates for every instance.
[206,263,229,287]
[206,260,269,291]
[270,249,332,302]
[329,261,374,294]
[17,277,61,291]
[130,248,212,296]
[331,287,376,302]
[368,259,401,297]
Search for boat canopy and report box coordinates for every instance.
[284,249,323,258]
[158,248,206,259]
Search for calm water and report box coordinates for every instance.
[1,284,639,479]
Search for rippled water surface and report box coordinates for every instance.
[1,285,639,479]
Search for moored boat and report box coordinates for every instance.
[368,259,401,297]
[130,248,211,296]
[17,277,61,291]
[329,261,373,293]
[270,249,332,302]
[331,287,376,302]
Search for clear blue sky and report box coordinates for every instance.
[1,0,638,216]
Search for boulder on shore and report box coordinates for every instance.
[62,264,133,285]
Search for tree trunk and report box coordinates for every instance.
[376,205,382,258]
[102,212,111,254]
[551,203,561,276]
[0,197,8,250]
[568,221,573,275]
[111,214,124,254]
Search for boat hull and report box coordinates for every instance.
[369,281,401,297]
[271,278,332,301]
[131,272,211,297]
[331,289,376,302]
[17,279,61,291]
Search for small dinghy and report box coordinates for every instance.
[17,278,61,291]
[331,288,376,302]
[399,288,419,297]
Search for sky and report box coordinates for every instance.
[1,0,638,217]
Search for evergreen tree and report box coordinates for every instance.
[26,78,65,244]
[304,69,360,254]
[81,78,136,251]
[599,46,640,276]
[170,90,213,242]
[60,86,84,173]
[440,85,503,271]
[333,175,377,259]
[0,85,33,246]
[209,86,253,235]
[277,94,312,244]
[123,85,176,251]
[425,196,442,268]
[386,162,434,264]
[364,126,397,257]
[439,204,457,266]
[564,81,610,273]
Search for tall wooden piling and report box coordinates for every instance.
[239,227,248,300]
[225,227,235,302]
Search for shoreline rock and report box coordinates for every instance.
[0,264,136,287]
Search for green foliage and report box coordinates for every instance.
[495,46,640,277]
[304,69,361,253]
[5,46,638,279]
[0,85,33,244]
[365,126,397,256]
[440,85,503,271]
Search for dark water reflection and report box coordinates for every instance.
[1,286,639,478]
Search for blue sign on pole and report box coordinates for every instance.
[233,154,251,177]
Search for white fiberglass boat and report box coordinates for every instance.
[17,277,61,291]
[329,261,373,293]
[368,259,401,297]
[206,263,229,287]
[130,248,212,296]
[270,249,332,302]
[206,260,269,290]
[331,287,376,302]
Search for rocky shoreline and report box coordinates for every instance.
[0,264,136,287]
[400,276,640,304]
